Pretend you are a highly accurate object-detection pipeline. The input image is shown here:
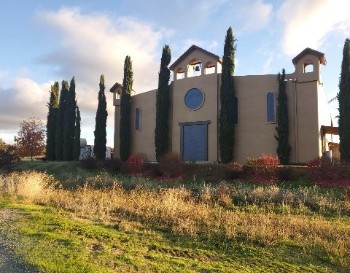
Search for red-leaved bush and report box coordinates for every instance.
[247,154,280,184]
[307,156,350,189]
[124,154,148,175]
[158,152,184,180]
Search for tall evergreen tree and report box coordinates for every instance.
[120,56,133,161]
[219,27,236,163]
[275,69,291,164]
[73,105,81,161]
[46,81,59,160]
[63,77,77,161]
[94,75,108,160]
[55,80,69,160]
[338,38,350,162]
[155,45,171,161]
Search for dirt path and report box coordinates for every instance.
[0,208,38,273]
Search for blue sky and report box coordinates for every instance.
[0,0,349,147]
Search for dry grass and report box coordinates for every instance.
[0,171,56,200]
[1,171,349,266]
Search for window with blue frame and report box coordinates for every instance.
[184,88,205,110]
[234,96,238,125]
[135,107,141,130]
[267,92,276,123]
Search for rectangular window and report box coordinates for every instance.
[135,107,141,130]
[267,92,276,123]
[234,96,238,125]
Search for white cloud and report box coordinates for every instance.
[1,6,173,148]
[27,7,171,146]
[35,7,165,93]
[0,71,7,82]
[237,0,273,31]
[13,78,50,105]
[0,77,50,133]
[278,0,350,55]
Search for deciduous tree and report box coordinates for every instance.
[94,75,108,160]
[15,116,45,161]
[120,56,133,161]
[219,27,236,163]
[155,45,171,161]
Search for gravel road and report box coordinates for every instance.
[0,208,39,273]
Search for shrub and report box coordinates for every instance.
[185,163,227,182]
[80,157,98,170]
[277,165,308,182]
[124,154,147,175]
[158,152,184,180]
[307,156,350,189]
[0,145,20,171]
[225,161,244,179]
[144,162,160,178]
[103,158,123,173]
[247,154,280,184]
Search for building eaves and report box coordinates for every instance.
[110,82,123,93]
[169,45,222,71]
[292,48,326,65]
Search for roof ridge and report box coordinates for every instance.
[169,45,221,70]
[292,48,326,65]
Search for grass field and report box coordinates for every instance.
[0,161,349,272]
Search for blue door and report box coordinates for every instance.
[183,124,207,161]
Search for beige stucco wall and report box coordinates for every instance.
[289,54,331,163]
[232,75,279,163]
[130,90,157,161]
[171,73,219,162]
[317,85,332,155]
[294,81,320,162]
[111,48,331,164]
[112,89,157,161]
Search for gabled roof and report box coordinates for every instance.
[110,82,123,93]
[292,48,326,65]
[321,125,339,135]
[169,45,222,71]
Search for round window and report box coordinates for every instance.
[184,88,205,110]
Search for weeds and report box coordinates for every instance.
[0,171,349,267]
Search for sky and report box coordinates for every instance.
[1,0,350,147]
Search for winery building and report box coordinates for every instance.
[110,45,337,163]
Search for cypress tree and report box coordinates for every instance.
[275,69,291,164]
[94,75,108,160]
[120,56,133,161]
[55,80,69,160]
[155,45,171,161]
[219,27,236,163]
[46,81,59,160]
[73,105,81,161]
[63,77,77,161]
[338,38,350,162]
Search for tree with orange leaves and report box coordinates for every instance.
[15,116,46,161]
